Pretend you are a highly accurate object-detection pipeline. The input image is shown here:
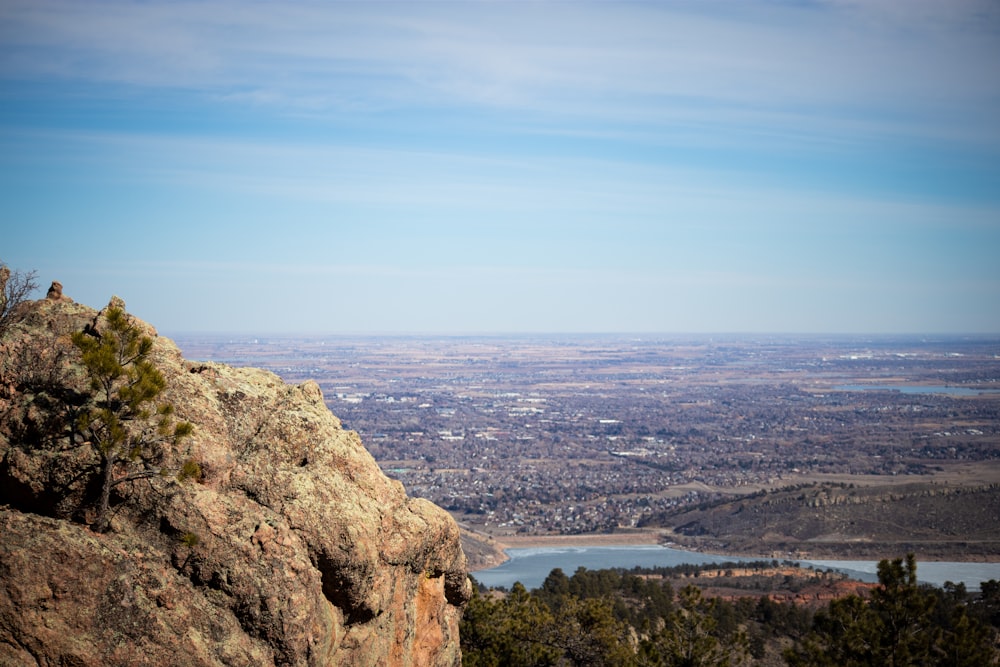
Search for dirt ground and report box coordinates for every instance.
[494,530,666,549]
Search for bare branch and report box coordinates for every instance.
[0,261,39,338]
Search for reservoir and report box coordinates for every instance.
[473,545,1000,591]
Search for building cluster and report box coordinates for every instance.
[177,334,1000,537]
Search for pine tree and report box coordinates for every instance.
[71,303,193,532]
[785,555,998,667]
[642,584,748,667]
[870,554,939,665]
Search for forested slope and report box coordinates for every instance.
[462,556,1000,666]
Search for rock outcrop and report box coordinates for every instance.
[45,280,72,302]
[0,295,470,666]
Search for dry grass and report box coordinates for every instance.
[495,530,666,549]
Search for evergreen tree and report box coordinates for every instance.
[786,594,879,667]
[640,585,748,667]
[461,583,563,666]
[462,562,998,667]
[71,303,194,532]
[545,596,635,666]
[785,555,998,667]
[871,554,940,665]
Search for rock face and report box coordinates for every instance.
[0,296,470,666]
[45,280,72,302]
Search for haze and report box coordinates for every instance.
[2,1,999,334]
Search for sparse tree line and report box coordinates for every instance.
[461,555,1000,666]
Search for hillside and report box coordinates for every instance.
[0,289,470,666]
[641,480,1000,560]
[461,557,1000,666]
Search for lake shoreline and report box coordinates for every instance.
[465,530,665,571]
[468,529,1000,572]
[471,542,1000,591]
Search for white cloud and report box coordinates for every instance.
[3,1,997,333]
[3,0,997,144]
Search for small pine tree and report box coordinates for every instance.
[71,303,193,533]
[643,584,749,667]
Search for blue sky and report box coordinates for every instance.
[2,0,999,334]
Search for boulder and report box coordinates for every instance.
[0,295,470,666]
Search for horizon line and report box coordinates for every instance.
[164,330,1000,340]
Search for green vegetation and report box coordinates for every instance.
[462,580,635,667]
[786,555,998,667]
[71,304,194,532]
[461,557,1000,666]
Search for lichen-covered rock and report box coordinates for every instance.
[0,296,470,666]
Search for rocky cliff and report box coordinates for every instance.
[0,292,470,666]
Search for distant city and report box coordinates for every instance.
[174,334,1000,538]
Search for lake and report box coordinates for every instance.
[472,545,1000,591]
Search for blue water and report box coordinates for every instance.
[473,545,1000,591]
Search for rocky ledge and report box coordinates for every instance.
[0,293,470,666]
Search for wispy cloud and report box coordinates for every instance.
[3,1,998,333]
[4,1,998,144]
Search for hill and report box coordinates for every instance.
[641,479,1000,560]
[0,289,470,666]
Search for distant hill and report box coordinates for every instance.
[640,481,1000,560]
[460,529,509,571]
